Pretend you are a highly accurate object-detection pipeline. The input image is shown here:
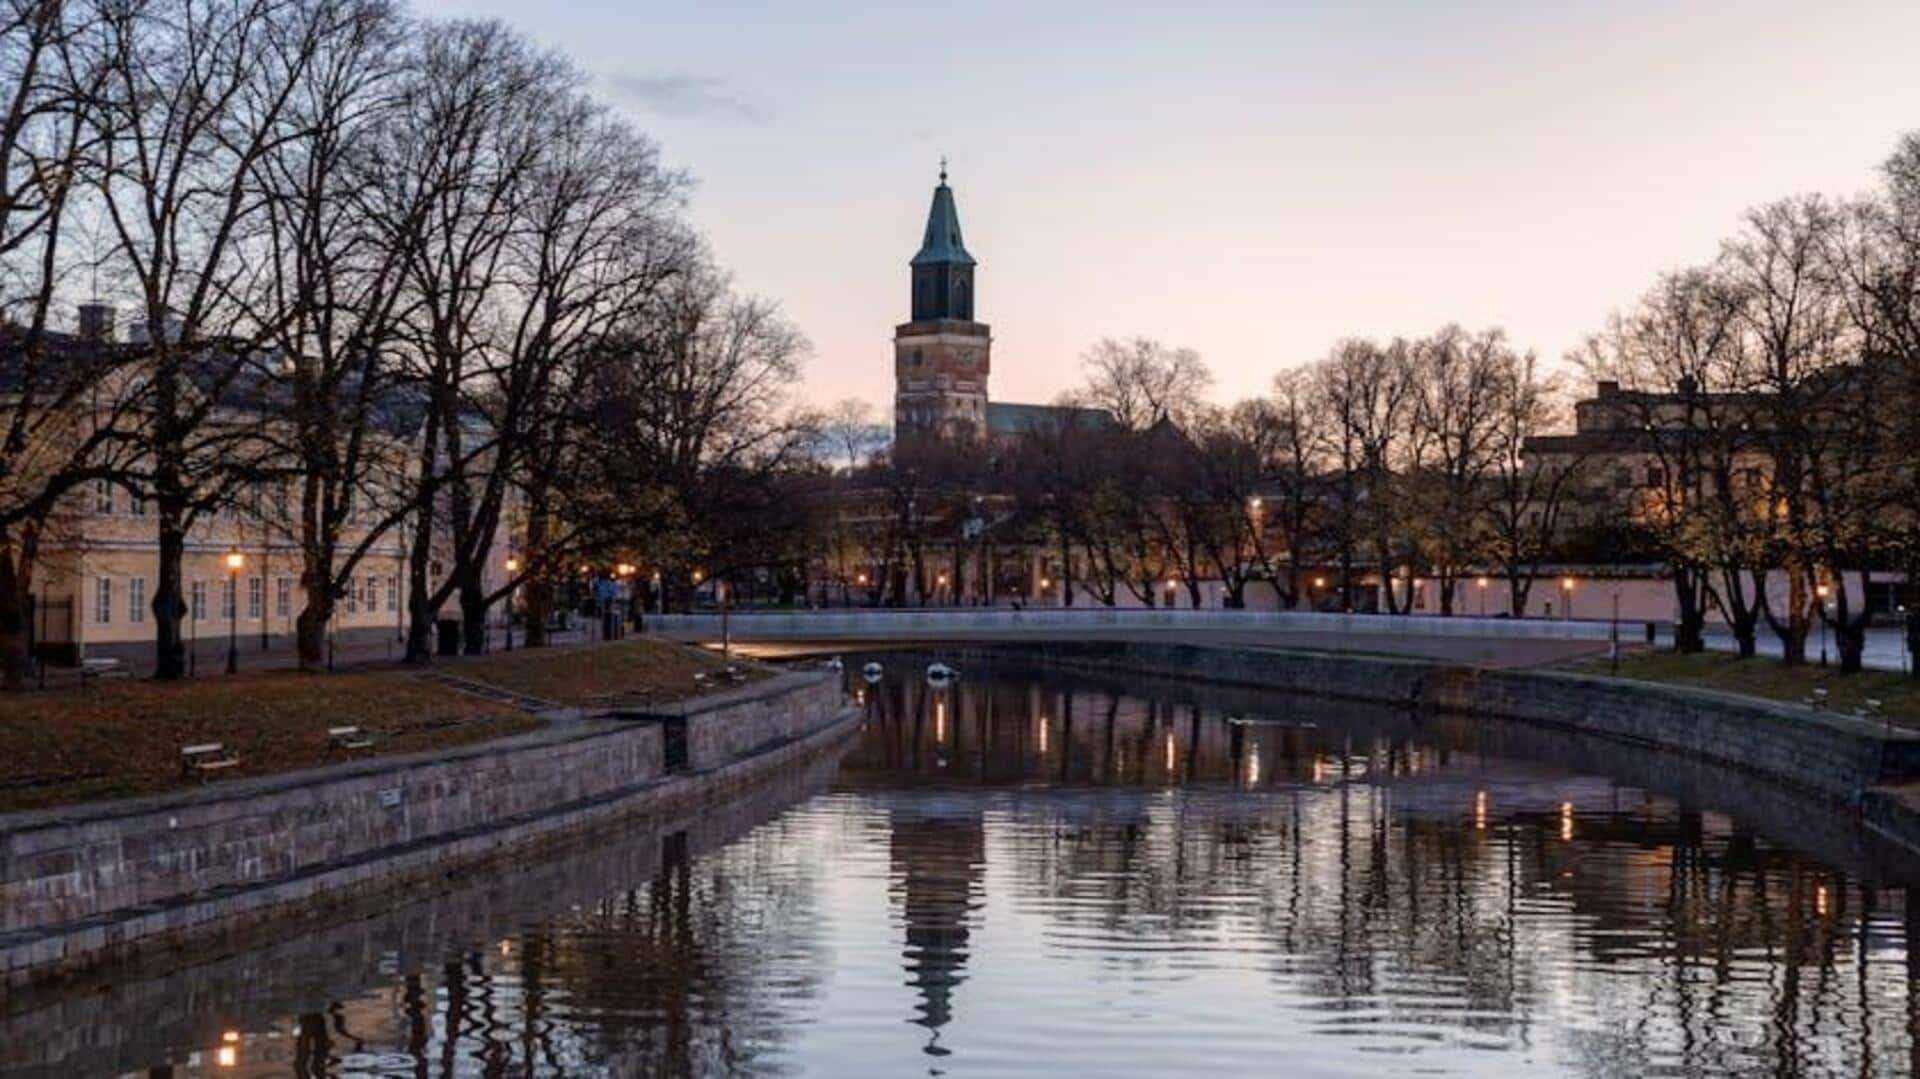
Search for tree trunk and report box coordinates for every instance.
[0,548,27,690]
[295,567,332,672]
[1836,621,1866,674]
[459,572,487,655]
[1907,606,1920,683]
[523,577,552,647]
[1672,570,1706,654]
[404,510,435,664]
[153,513,189,680]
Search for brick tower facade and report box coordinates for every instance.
[894,164,991,445]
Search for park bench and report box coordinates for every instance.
[327,725,376,754]
[180,743,240,781]
[78,657,128,693]
[585,688,656,714]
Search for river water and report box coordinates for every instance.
[7,655,1917,1077]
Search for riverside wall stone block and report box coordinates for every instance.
[0,712,665,936]
[0,668,851,989]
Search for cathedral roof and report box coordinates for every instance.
[911,165,975,268]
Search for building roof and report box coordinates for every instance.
[911,166,975,268]
[984,401,1114,436]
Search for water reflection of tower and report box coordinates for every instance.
[889,798,986,1058]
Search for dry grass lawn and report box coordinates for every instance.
[453,637,763,706]
[0,670,533,812]
[1579,649,1920,730]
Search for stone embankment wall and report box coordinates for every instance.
[953,640,1920,802]
[0,669,851,988]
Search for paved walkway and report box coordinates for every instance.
[725,627,1609,670]
[65,625,604,681]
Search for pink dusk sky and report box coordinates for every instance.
[418,1,1920,413]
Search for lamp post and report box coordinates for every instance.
[225,548,243,674]
[1477,576,1489,617]
[504,556,519,652]
[617,563,636,636]
[1311,576,1326,612]
[1560,576,1575,622]
[1816,583,1830,667]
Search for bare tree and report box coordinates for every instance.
[88,0,334,678]
[1721,197,1851,664]
[1081,336,1211,432]
[240,0,412,670]
[1407,325,1509,615]
[0,0,147,685]
[1485,350,1581,618]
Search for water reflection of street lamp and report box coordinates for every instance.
[504,556,520,651]
[224,548,243,674]
[1816,583,1830,667]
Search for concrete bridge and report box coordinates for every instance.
[648,608,1631,669]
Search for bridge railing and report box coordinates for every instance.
[648,607,1632,641]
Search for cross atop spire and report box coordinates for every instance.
[939,155,948,185]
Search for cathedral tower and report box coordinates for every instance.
[894,163,990,445]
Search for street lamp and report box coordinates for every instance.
[224,548,243,674]
[504,556,520,652]
[1816,583,1830,667]
[1477,576,1489,617]
[1560,576,1575,621]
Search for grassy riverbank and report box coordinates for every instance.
[452,637,766,705]
[1582,650,1920,729]
[0,638,759,812]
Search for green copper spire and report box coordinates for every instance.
[911,160,975,268]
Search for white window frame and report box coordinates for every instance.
[276,576,292,618]
[129,577,146,624]
[95,577,112,625]
[247,576,263,620]
[191,580,207,622]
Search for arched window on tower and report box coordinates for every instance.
[953,277,970,319]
